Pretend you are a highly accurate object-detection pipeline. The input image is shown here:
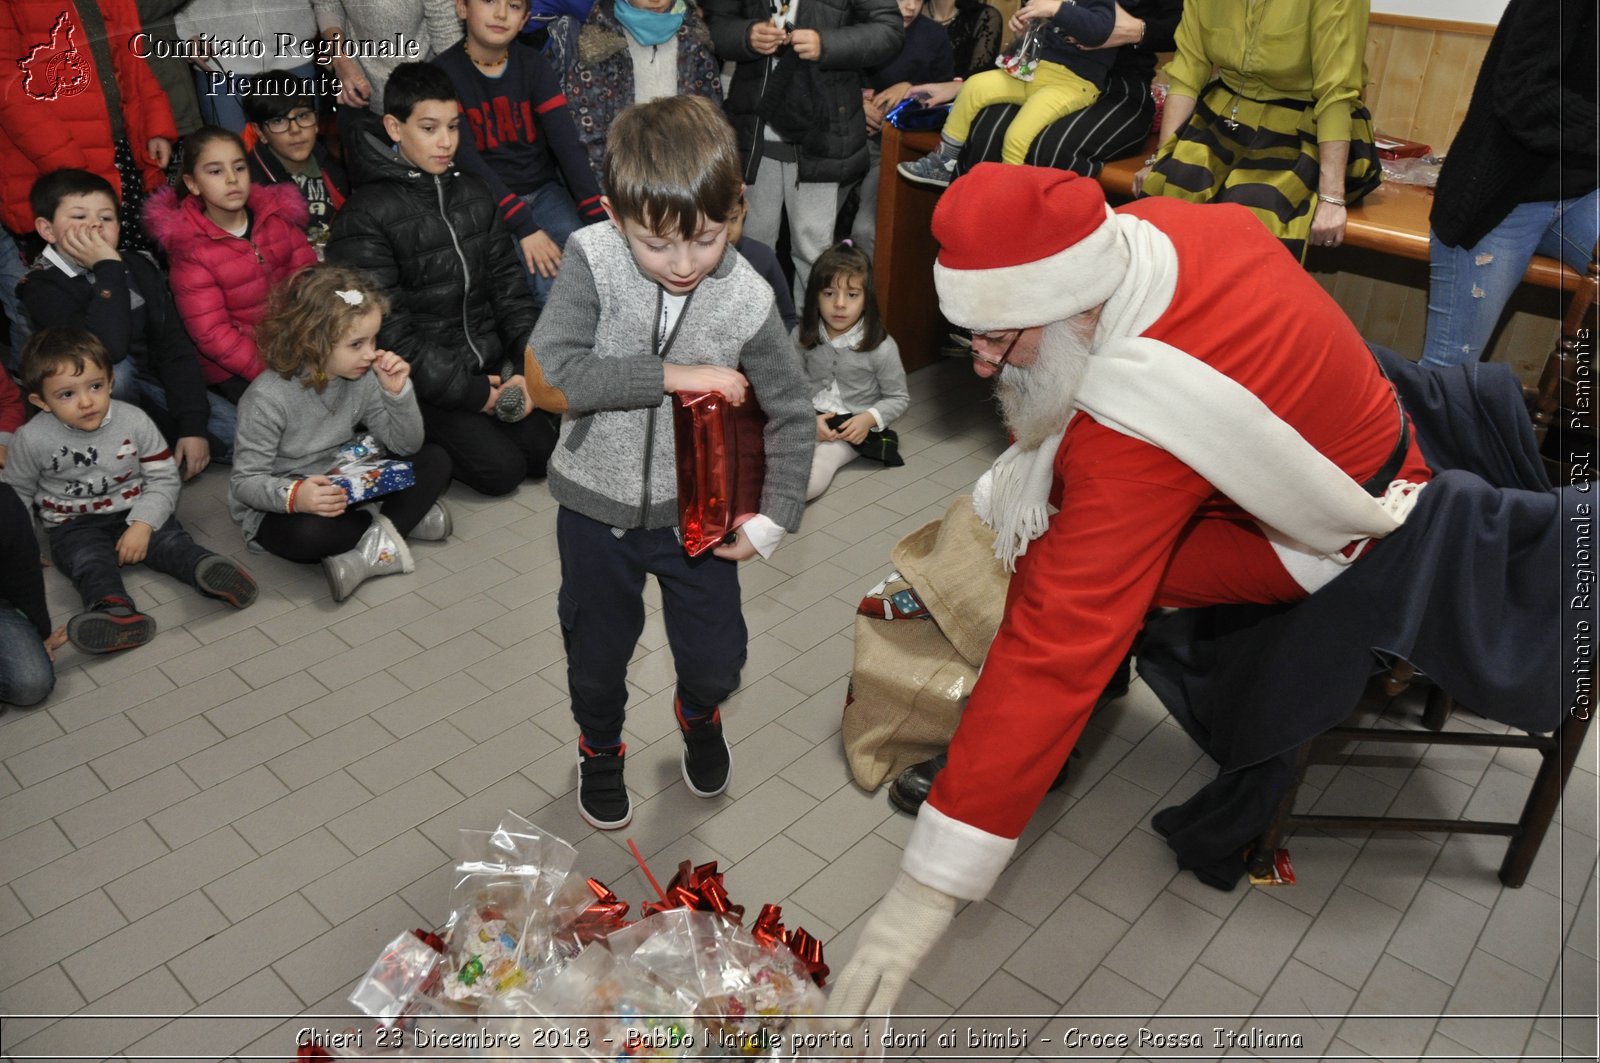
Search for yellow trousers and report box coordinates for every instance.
[944,63,1101,165]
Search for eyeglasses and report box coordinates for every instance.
[262,110,318,134]
[967,328,1022,370]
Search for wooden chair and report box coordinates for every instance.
[1530,242,1600,484]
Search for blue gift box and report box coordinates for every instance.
[328,458,415,504]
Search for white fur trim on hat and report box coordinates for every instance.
[934,206,1129,331]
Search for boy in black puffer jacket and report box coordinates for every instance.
[327,62,552,497]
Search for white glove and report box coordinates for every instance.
[827,871,960,1017]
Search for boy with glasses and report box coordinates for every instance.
[242,72,349,254]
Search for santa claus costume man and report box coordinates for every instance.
[829,163,1432,1015]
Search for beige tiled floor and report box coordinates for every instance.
[1,356,1596,1061]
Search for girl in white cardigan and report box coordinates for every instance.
[795,242,910,500]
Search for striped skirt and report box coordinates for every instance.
[1142,80,1382,263]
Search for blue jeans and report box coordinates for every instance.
[0,606,55,707]
[48,512,213,610]
[518,183,583,309]
[111,360,238,460]
[1423,189,1600,368]
[0,227,30,369]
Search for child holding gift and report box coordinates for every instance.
[527,94,814,831]
[897,0,1117,185]
[229,264,454,603]
[795,241,908,500]
[3,327,257,654]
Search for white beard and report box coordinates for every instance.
[995,317,1097,450]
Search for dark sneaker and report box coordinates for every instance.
[194,554,258,609]
[677,702,731,798]
[897,151,957,188]
[889,749,1078,815]
[67,598,156,654]
[577,740,631,830]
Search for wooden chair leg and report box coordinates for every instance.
[1421,686,1454,732]
[1500,710,1591,887]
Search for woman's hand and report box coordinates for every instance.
[1131,163,1153,197]
[1309,200,1348,249]
[331,54,371,107]
[1008,0,1063,35]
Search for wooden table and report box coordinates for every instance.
[877,122,1582,369]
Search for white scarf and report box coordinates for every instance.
[974,215,1424,582]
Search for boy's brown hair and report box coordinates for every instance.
[19,327,113,396]
[258,263,391,391]
[602,95,743,238]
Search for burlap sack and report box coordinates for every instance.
[890,496,1011,668]
[843,612,978,790]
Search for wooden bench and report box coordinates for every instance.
[874,13,1582,374]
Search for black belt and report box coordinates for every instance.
[1360,346,1412,498]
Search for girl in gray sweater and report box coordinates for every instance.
[796,242,909,499]
[228,265,454,601]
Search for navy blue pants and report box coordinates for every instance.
[556,507,747,748]
[47,512,213,610]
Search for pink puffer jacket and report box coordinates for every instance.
[145,182,316,385]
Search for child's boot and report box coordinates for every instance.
[676,698,731,798]
[897,150,958,188]
[322,513,413,602]
[194,554,259,609]
[409,501,453,542]
[67,596,156,654]
[577,738,631,830]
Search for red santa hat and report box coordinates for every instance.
[932,164,1128,331]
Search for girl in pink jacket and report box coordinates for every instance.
[146,127,317,401]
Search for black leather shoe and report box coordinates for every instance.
[887,749,1079,816]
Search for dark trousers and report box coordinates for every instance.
[556,507,747,748]
[959,71,1156,178]
[48,512,212,609]
[253,443,453,562]
[420,402,558,496]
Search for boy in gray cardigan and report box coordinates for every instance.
[4,329,256,654]
[528,96,814,831]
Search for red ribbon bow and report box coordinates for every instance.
[749,903,829,987]
[572,878,632,944]
[640,860,747,922]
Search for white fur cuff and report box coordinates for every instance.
[903,803,1018,901]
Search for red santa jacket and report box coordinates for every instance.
[144,183,316,385]
[913,198,1431,899]
[0,0,177,234]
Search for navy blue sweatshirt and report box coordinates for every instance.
[1036,0,1118,89]
[434,41,606,240]
[866,15,955,92]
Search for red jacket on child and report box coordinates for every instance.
[144,183,316,386]
[0,0,178,234]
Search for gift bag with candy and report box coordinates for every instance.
[326,435,416,505]
[672,388,766,557]
[438,811,578,1004]
[996,22,1043,81]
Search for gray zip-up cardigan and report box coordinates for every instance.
[799,332,909,428]
[529,223,814,533]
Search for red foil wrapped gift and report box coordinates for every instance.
[672,389,766,557]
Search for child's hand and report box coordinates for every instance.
[749,21,786,55]
[664,364,749,405]
[838,413,875,445]
[44,625,68,661]
[481,374,504,413]
[790,28,822,60]
[60,221,120,266]
[1009,0,1063,34]
[521,231,562,278]
[816,414,840,442]
[148,136,173,169]
[174,436,210,480]
[298,475,348,518]
[712,525,759,562]
[373,350,410,394]
[117,521,152,565]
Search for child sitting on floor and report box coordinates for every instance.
[3,328,257,654]
[229,264,453,603]
[795,241,908,499]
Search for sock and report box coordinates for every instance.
[579,734,624,758]
[937,134,963,162]
[675,697,719,729]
